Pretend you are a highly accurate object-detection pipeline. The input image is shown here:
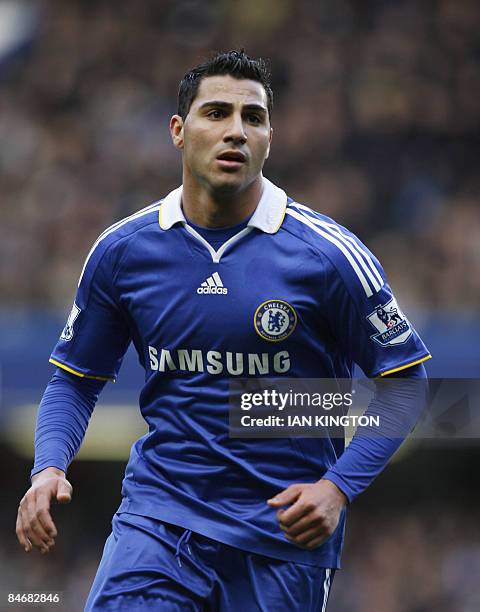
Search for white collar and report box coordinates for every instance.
[159,176,287,234]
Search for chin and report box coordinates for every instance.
[210,176,246,194]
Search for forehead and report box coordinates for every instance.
[192,75,268,109]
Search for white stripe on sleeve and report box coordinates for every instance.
[78,202,161,285]
[290,203,384,290]
[286,208,375,297]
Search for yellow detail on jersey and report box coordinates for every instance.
[380,354,432,377]
[158,205,164,230]
[49,358,114,381]
[274,198,288,233]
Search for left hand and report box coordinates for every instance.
[267,479,347,550]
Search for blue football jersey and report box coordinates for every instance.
[50,177,430,568]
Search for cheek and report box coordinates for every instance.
[251,135,271,162]
[185,129,213,163]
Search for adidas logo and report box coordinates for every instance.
[197,272,228,295]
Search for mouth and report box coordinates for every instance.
[216,150,247,170]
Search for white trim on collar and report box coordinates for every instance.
[158,176,287,234]
[158,185,184,230]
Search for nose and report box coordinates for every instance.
[223,113,247,145]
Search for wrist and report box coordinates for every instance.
[31,466,66,483]
[319,478,349,507]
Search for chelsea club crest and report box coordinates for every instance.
[254,299,297,342]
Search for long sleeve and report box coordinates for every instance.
[31,368,106,478]
[323,363,428,502]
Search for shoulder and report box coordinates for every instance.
[79,199,163,285]
[283,198,385,298]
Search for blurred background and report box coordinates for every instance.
[0,0,479,610]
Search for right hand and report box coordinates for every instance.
[16,467,72,554]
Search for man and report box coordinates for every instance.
[16,50,430,611]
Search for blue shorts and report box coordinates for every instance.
[85,512,335,611]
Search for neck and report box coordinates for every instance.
[181,173,263,228]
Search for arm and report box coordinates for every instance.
[17,228,131,554]
[16,369,105,554]
[267,363,428,549]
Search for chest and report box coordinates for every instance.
[115,230,331,376]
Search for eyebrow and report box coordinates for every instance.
[198,100,268,114]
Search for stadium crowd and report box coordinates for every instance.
[0,0,479,310]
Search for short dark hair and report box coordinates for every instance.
[177,49,273,120]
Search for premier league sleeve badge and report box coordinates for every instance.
[366,297,412,346]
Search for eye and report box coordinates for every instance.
[207,109,225,120]
[247,114,262,124]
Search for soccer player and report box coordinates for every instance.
[16,50,431,611]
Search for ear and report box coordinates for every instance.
[170,115,184,149]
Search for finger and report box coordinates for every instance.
[285,525,328,547]
[277,496,314,528]
[280,512,323,537]
[267,484,302,507]
[35,492,57,538]
[20,501,44,550]
[30,491,54,544]
[16,508,32,552]
[56,479,72,504]
[25,493,53,550]
[302,534,328,550]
